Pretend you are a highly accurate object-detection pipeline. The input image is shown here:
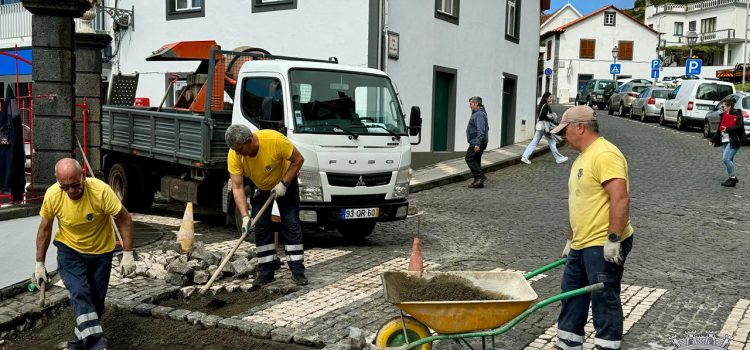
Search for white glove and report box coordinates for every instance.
[562,240,572,258]
[120,251,136,276]
[33,261,49,285]
[241,215,251,235]
[272,181,287,198]
[603,240,623,265]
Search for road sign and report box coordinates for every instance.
[651,59,661,69]
[651,69,659,79]
[610,64,621,75]
[685,59,702,75]
[544,68,552,76]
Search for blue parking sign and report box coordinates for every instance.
[651,59,661,69]
[610,64,621,75]
[651,69,659,79]
[685,59,702,75]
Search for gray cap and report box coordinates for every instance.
[225,124,253,149]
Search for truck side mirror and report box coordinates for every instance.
[408,106,422,137]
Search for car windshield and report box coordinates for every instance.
[289,69,407,136]
[695,84,734,101]
[652,90,670,99]
[597,81,615,90]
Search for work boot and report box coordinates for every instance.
[253,273,275,288]
[291,273,309,286]
[475,175,485,188]
[468,177,479,188]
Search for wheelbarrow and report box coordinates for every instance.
[374,258,604,349]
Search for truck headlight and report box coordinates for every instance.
[298,169,323,202]
[392,168,411,199]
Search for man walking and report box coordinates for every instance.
[225,124,308,287]
[465,96,489,188]
[33,158,135,350]
[551,106,634,350]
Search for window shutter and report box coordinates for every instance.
[618,41,633,61]
[547,41,552,60]
[579,39,595,59]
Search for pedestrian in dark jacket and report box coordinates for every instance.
[466,96,489,188]
[710,96,746,187]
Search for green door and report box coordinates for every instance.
[501,77,516,146]
[433,72,451,151]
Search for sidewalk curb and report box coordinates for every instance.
[410,144,551,193]
[0,203,40,221]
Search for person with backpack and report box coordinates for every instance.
[521,92,568,165]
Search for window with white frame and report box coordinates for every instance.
[435,0,459,24]
[688,21,696,32]
[604,12,615,26]
[506,0,520,41]
[673,22,683,36]
[166,0,204,20]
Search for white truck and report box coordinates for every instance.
[102,41,422,239]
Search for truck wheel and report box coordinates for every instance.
[108,163,144,211]
[337,221,376,240]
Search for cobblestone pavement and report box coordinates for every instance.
[2,106,749,349]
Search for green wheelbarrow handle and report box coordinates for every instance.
[401,281,606,349]
[524,258,567,281]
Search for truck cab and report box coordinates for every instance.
[225,59,421,239]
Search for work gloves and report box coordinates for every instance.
[120,251,136,276]
[272,181,287,198]
[33,261,49,285]
[603,240,623,265]
[561,240,572,258]
[241,215,251,235]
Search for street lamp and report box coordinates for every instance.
[686,30,698,58]
[611,46,619,80]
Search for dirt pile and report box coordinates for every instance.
[389,273,511,302]
[156,290,281,317]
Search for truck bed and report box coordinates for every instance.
[102,106,231,169]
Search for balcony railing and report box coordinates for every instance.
[0,2,112,41]
[675,29,738,44]
[655,0,749,14]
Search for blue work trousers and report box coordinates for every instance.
[55,241,112,350]
[556,236,633,350]
[251,178,305,278]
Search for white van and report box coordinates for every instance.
[661,80,735,130]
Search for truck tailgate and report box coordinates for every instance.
[102,106,230,168]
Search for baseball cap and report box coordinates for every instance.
[551,105,597,135]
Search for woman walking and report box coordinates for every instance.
[710,97,746,187]
[521,92,568,164]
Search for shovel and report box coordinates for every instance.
[199,194,276,294]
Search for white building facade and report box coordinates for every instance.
[644,0,748,67]
[540,5,658,103]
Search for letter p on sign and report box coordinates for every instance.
[685,59,702,75]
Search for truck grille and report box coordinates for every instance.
[330,194,386,205]
[326,172,392,187]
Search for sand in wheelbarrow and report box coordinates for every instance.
[156,290,282,318]
[390,272,511,302]
[4,307,319,350]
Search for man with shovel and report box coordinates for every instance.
[225,124,308,287]
[551,106,633,350]
[32,158,136,350]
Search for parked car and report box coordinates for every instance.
[617,78,653,87]
[703,92,750,138]
[661,80,735,130]
[608,83,651,116]
[575,79,617,110]
[661,76,678,88]
[630,87,671,122]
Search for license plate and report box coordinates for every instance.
[341,208,379,220]
[697,105,711,111]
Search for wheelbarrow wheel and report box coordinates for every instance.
[375,316,432,349]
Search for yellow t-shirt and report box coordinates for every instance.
[40,177,122,254]
[568,137,633,249]
[227,129,293,190]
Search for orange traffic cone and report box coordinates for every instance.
[176,202,195,254]
[407,237,424,272]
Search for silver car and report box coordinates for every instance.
[608,83,650,116]
[630,87,671,122]
[703,92,750,139]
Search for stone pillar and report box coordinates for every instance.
[22,0,92,191]
[724,43,729,66]
[75,33,111,175]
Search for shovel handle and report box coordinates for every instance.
[39,280,46,308]
[199,194,276,294]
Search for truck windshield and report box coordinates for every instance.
[289,69,407,136]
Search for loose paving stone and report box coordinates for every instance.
[218,317,244,331]
[201,314,223,328]
[186,311,207,325]
[150,305,173,319]
[251,322,275,339]
[167,309,191,321]
[270,326,295,343]
[132,303,157,316]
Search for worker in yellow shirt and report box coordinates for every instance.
[551,106,633,350]
[225,124,307,287]
[32,158,135,350]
